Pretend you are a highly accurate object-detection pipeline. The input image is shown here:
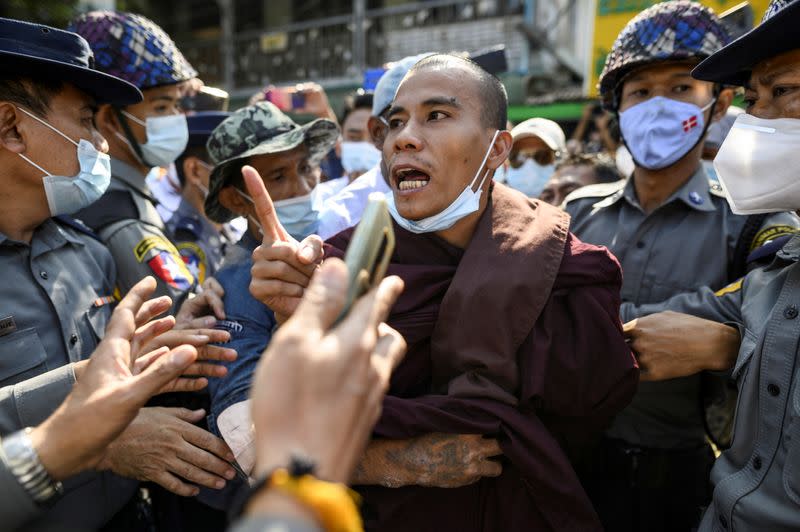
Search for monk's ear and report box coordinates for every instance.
[487,130,513,171]
[0,103,26,155]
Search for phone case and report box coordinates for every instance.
[337,193,395,323]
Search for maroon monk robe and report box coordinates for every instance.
[325,183,638,531]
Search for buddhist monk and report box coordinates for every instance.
[244,54,639,531]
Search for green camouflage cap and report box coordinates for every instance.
[204,101,339,223]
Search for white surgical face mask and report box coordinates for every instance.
[235,188,319,241]
[340,141,382,175]
[16,107,111,216]
[119,111,189,167]
[387,130,500,234]
[620,96,714,170]
[504,159,554,197]
[714,113,800,214]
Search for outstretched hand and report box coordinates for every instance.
[30,277,200,481]
[243,165,324,321]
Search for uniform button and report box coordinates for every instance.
[753,455,762,470]
[784,305,798,319]
[636,241,645,249]
[69,334,78,346]
[719,514,728,529]
[768,383,781,396]
[39,270,48,280]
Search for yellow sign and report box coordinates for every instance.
[260,32,289,53]
[587,1,772,97]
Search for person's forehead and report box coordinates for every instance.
[749,49,800,88]
[554,164,595,184]
[624,60,700,85]
[394,65,480,107]
[513,136,549,151]
[144,83,184,101]
[48,83,95,115]
[343,107,371,129]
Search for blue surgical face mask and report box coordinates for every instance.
[387,130,500,234]
[620,96,715,170]
[236,188,320,241]
[118,111,189,167]
[504,159,554,197]
[16,107,111,216]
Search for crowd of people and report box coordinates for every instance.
[1,0,800,531]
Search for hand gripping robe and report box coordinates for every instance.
[325,184,639,531]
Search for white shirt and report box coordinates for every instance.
[317,165,391,241]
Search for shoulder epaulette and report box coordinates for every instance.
[562,179,627,206]
[53,215,104,243]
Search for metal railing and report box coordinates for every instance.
[180,0,525,94]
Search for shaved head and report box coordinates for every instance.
[405,54,507,131]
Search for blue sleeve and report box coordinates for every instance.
[206,261,276,435]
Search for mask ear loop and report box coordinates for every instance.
[113,107,151,167]
[234,188,265,237]
[471,130,502,192]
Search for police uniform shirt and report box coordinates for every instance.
[74,157,196,312]
[564,167,800,449]
[619,235,800,531]
[0,218,136,530]
[165,197,229,284]
[0,218,114,387]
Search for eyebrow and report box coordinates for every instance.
[387,96,461,118]
[757,65,799,86]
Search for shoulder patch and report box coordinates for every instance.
[177,242,208,284]
[134,236,195,290]
[708,180,726,199]
[715,278,743,297]
[562,180,626,206]
[749,225,800,253]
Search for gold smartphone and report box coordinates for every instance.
[336,193,396,323]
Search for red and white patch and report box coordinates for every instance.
[683,115,698,133]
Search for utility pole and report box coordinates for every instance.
[217,0,235,91]
[352,0,366,76]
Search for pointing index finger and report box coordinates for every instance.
[242,165,291,244]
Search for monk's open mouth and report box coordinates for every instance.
[395,167,431,192]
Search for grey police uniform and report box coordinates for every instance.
[74,158,196,312]
[0,217,136,531]
[619,234,800,531]
[565,167,800,449]
[165,198,231,285]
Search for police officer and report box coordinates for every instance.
[563,3,800,531]
[67,11,207,310]
[0,16,144,529]
[0,17,238,531]
[166,111,234,284]
[623,1,800,530]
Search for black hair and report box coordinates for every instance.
[174,145,211,187]
[0,62,64,118]
[407,53,508,131]
[555,152,623,184]
[341,91,374,125]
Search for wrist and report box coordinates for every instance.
[706,325,741,372]
[245,489,319,527]
[72,360,89,382]
[4,427,64,504]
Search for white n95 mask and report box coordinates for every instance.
[714,113,800,215]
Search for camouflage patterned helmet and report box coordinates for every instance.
[204,102,339,223]
[598,1,731,110]
[67,11,197,91]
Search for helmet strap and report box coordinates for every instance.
[113,106,151,167]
